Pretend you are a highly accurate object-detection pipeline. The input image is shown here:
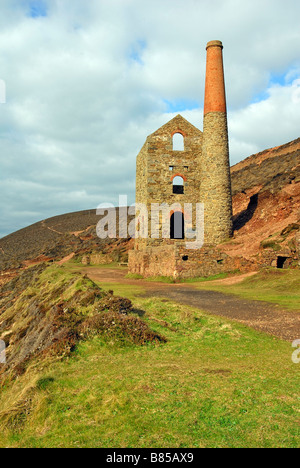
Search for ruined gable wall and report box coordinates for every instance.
[135,117,203,250]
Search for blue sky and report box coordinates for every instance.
[0,0,300,238]
[163,99,200,113]
[129,39,147,65]
[28,0,47,18]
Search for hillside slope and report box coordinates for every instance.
[0,209,134,273]
[227,137,300,261]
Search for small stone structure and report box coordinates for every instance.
[129,40,234,278]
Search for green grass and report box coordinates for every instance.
[195,268,300,311]
[125,273,144,280]
[180,273,229,283]
[92,282,145,301]
[146,276,176,284]
[128,272,233,284]
[0,293,299,448]
[66,261,127,270]
[61,262,145,300]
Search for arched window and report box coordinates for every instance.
[170,212,185,239]
[173,176,184,194]
[172,133,184,151]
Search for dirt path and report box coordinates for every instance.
[208,271,258,285]
[85,268,300,342]
[41,220,64,235]
[57,253,75,265]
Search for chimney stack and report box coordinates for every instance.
[204,40,227,115]
[200,40,233,244]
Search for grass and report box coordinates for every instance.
[180,273,229,283]
[66,261,127,271]
[1,265,299,447]
[0,291,299,448]
[60,262,144,300]
[89,281,145,301]
[146,276,176,284]
[125,273,144,280]
[127,273,234,284]
[194,268,300,311]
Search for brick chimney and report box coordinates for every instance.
[200,40,233,244]
[204,40,227,115]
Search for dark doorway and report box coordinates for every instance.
[277,256,289,269]
[172,176,184,194]
[170,212,184,239]
[173,185,184,194]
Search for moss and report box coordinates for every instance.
[260,240,281,251]
[280,223,299,238]
[36,377,55,391]
[146,276,176,284]
[125,273,144,280]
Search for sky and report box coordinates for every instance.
[0,0,300,238]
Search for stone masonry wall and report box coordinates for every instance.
[135,115,203,251]
[128,245,176,277]
[200,111,233,244]
[129,244,252,279]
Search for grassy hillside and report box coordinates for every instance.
[0,266,299,448]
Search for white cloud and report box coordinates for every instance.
[0,0,300,237]
[229,78,300,163]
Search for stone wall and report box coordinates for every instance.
[128,245,176,277]
[129,244,252,279]
[134,114,203,252]
[200,111,233,244]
